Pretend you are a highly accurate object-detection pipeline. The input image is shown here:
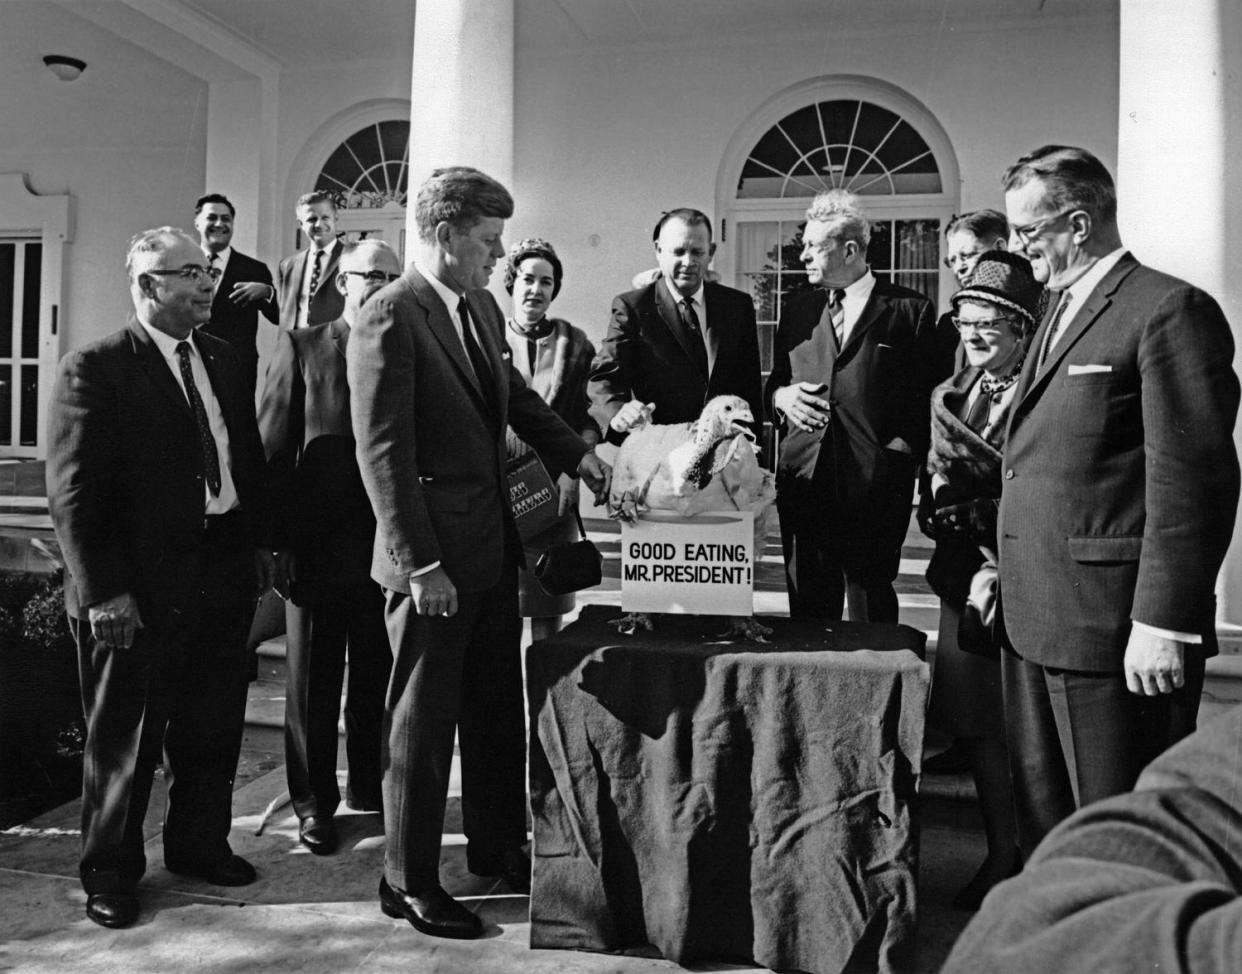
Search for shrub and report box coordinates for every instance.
[21,572,74,656]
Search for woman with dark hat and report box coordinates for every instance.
[921,249,1043,909]
[503,238,600,642]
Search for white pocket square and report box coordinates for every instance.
[1068,364,1112,375]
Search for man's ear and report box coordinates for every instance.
[708,242,718,260]
[994,237,1009,252]
[335,272,349,297]
[434,221,455,251]
[1069,210,1092,245]
[136,273,157,299]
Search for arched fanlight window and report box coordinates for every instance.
[738,100,941,199]
[315,120,410,209]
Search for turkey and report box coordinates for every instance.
[608,395,777,640]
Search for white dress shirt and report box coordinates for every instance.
[137,319,239,514]
[833,269,877,346]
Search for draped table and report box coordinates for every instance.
[526,606,930,974]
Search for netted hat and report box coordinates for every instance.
[951,251,1043,331]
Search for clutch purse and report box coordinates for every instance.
[534,508,602,595]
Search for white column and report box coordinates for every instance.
[406,0,515,251]
[1118,0,1242,623]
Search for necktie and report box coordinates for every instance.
[1038,292,1073,368]
[679,297,709,376]
[308,249,324,297]
[829,288,847,345]
[208,252,220,294]
[176,341,222,497]
[458,298,496,412]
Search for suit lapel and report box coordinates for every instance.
[407,269,490,411]
[1014,254,1139,419]
[654,280,707,380]
[702,283,722,378]
[195,333,238,440]
[840,286,885,355]
[127,319,192,417]
[314,240,342,299]
[464,291,506,422]
[327,316,348,360]
[284,250,308,311]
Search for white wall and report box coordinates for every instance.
[0,2,207,355]
[511,10,1120,338]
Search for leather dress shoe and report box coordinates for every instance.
[468,847,531,895]
[86,892,139,929]
[166,854,257,887]
[378,877,482,939]
[298,815,339,855]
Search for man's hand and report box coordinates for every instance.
[88,592,143,649]
[254,549,276,598]
[577,451,612,506]
[411,566,458,618]
[229,281,274,307]
[555,472,579,517]
[772,382,831,433]
[273,551,297,600]
[610,400,654,434]
[1124,627,1186,696]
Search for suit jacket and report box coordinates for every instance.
[587,279,763,440]
[998,253,1240,670]
[767,279,939,540]
[257,317,374,596]
[200,248,278,388]
[278,239,345,331]
[347,266,591,595]
[46,320,270,625]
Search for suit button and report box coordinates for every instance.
[1005,469,1015,480]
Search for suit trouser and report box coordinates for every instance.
[75,527,254,894]
[381,569,526,892]
[283,573,390,820]
[1001,647,1205,858]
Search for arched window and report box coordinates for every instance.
[315,120,410,208]
[718,79,958,375]
[307,120,411,260]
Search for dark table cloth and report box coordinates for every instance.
[527,605,930,974]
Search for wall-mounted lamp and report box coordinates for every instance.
[43,55,87,82]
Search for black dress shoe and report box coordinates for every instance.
[298,815,339,855]
[378,877,482,939]
[166,854,257,887]
[86,892,139,929]
[468,847,531,895]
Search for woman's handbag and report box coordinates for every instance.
[534,508,602,595]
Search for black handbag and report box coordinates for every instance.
[534,508,602,595]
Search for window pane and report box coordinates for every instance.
[0,244,13,360]
[19,364,36,446]
[21,243,41,360]
[0,367,11,446]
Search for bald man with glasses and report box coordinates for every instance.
[47,227,274,928]
[258,240,402,856]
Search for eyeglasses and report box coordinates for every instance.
[342,270,401,284]
[943,250,988,270]
[145,265,220,285]
[952,316,1015,334]
[1011,208,1078,245]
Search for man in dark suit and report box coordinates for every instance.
[587,208,763,440]
[278,191,345,331]
[997,145,1240,855]
[46,228,274,928]
[194,193,278,393]
[348,167,610,939]
[257,240,401,856]
[767,189,940,622]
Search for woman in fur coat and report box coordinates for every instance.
[921,251,1043,909]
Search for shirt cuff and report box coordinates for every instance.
[1133,620,1203,645]
[409,561,441,579]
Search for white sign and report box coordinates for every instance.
[620,511,754,616]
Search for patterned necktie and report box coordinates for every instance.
[1038,292,1073,368]
[208,252,220,294]
[458,298,496,412]
[175,341,222,497]
[308,249,324,296]
[679,297,709,376]
[829,288,847,345]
